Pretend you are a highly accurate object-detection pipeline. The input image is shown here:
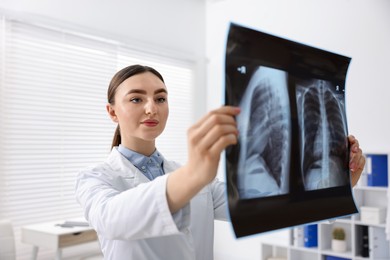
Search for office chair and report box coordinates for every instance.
[0,219,16,260]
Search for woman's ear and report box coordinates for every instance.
[106,103,118,123]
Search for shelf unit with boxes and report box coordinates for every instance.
[261,153,389,260]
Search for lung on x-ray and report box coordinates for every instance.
[225,23,358,238]
[236,67,291,199]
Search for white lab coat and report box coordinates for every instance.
[75,147,228,260]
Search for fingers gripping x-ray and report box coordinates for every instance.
[297,80,348,190]
[236,67,291,199]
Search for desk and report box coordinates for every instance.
[21,220,98,260]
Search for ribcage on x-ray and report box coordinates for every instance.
[248,82,286,187]
[301,80,348,190]
[324,90,347,157]
[237,67,290,199]
[302,87,321,174]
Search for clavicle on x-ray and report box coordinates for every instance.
[225,23,358,238]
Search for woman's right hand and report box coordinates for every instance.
[185,106,240,185]
[166,106,240,213]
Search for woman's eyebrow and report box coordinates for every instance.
[125,89,146,95]
[125,88,167,96]
[154,88,168,95]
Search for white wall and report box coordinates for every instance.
[206,0,390,259]
[0,0,208,119]
[0,0,205,56]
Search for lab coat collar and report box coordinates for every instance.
[107,147,180,184]
[107,147,150,183]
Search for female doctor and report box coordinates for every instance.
[75,64,365,260]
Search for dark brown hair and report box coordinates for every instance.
[108,65,165,149]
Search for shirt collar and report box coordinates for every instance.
[117,144,164,170]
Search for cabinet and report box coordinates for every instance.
[261,154,389,260]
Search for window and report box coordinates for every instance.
[0,14,195,259]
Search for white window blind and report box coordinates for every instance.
[0,14,195,260]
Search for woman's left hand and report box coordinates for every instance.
[348,135,365,187]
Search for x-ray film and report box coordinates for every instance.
[225,23,358,238]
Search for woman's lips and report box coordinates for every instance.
[142,119,159,127]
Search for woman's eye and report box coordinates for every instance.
[130,98,141,103]
[157,97,166,103]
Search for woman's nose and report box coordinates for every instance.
[145,100,157,115]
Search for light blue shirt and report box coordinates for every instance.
[118,144,165,180]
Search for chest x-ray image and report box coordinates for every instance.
[225,23,358,238]
[296,80,349,191]
[236,66,291,199]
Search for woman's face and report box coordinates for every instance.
[108,72,169,148]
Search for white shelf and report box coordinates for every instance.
[290,245,318,253]
[261,153,389,260]
[353,220,386,228]
[354,186,387,192]
[320,249,353,258]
